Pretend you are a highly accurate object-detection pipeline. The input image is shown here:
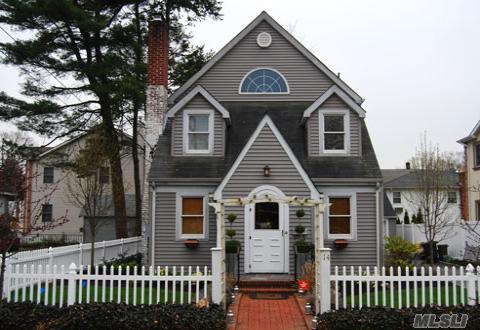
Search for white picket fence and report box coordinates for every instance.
[316,248,480,314]
[6,237,142,271]
[4,262,212,307]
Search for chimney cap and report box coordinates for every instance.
[151,15,163,22]
[405,162,411,170]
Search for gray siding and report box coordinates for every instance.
[308,95,361,157]
[154,192,217,267]
[171,94,225,156]
[181,21,334,102]
[222,124,312,273]
[325,192,378,267]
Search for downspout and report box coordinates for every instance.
[150,182,156,267]
[375,182,383,267]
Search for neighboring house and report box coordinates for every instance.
[23,132,142,240]
[382,166,461,223]
[458,120,480,221]
[142,11,388,274]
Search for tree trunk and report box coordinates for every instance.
[101,112,128,239]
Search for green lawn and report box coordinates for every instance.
[10,281,198,305]
[342,284,467,308]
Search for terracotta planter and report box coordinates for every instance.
[334,239,348,249]
[183,239,199,249]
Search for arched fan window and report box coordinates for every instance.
[239,68,289,94]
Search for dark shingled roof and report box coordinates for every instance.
[383,193,396,218]
[382,169,459,189]
[149,101,382,182]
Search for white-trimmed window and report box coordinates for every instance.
[319,110,350,154]
[178,196,206,239]
[183,109,214,154]
[447,192,457,204]
[327,196,354,239]
[393,191,402,204]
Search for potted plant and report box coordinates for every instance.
[294,239,312,253]
[183,239,199,249]
[334,239,348,249]
[226,213,241,253]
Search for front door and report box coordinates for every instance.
[247,202,287,273]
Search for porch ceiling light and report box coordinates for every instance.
[263,165,271,177]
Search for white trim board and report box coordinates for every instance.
[165,85,230,131]
[302,85,366,122]
[168,11,363,105]
[213,115,320,200]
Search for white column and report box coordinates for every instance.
[67,263,77,306]
[319,248,331,314]
[211,247,222,304]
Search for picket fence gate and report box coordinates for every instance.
[317,249,480,314]
[4,262,213,307]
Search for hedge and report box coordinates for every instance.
[0,302,225,330]
[317,305,480,330]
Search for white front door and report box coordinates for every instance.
[246,201,288,273]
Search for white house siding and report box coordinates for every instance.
[28,135,140,237]
[465,134,480,220]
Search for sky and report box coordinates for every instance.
[1,0,479,168]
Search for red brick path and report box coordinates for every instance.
[233,294,308,330]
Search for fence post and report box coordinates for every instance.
[78,243,83,266]
[67,262,77,306]
[102,241,106,261]
[2,264,10,300]
[466,263,476,306]
[319,248,331,314]
[120,238,124,255]
[48,247,53,271]
[211,247,223,305]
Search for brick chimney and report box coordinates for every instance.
[142,18,169,264]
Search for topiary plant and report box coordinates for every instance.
[226,229,236,239]
[295,224,305,234]
[227,213,237,223]
[294,239,312,253]
[296,208,305,218]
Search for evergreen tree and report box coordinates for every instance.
[0,1,221,237]
[416,208,424,224]
[403,210,410,224]
[411,213,417,224]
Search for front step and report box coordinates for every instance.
[239,280,296,293]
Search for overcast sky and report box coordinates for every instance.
[1,0,479,168]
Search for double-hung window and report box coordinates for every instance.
[320,110,349,154]
[180,197,205,238]
[447,192,457,204]
[43,167,54,184]
[328,197,352,238]
[42,204,53,222]
[184,110,213,154]
[393,191,402,204]
[475,144,480,168]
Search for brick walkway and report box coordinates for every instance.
[234,294,308,330]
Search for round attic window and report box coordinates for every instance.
[257,32,272,48]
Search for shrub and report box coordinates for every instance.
[295,208,305,218]
[227,213,237,223]
[226,239,241,253]
[415,208,424,224]
[0,302,225,330]
[384,236,416,269]
[294,239,312,253]
[100,253,142,274]
[226,229,236,239]
[403,211,410,224]
[295,224,305,234]
[317,305,480,330]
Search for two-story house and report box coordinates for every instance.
[23,132,141,242]
[143,12,385,274]
[382,165,461,223]
[458,120,480,221]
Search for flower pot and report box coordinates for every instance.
[334,239,348,249]
[183,239,199,249]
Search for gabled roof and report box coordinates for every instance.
[168,11,363,105]
[301,85,366,123]
[458,120,480,144]
[213,115,320,200]
[383,193,397,219]
[35,131,132,160]
[382,169,459,189]
[165,85,230,128]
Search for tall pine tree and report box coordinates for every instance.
[0,1,221,237]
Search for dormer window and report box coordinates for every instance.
[239,68,289,94]
[319,110,350,154]
[183,109,214,154]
